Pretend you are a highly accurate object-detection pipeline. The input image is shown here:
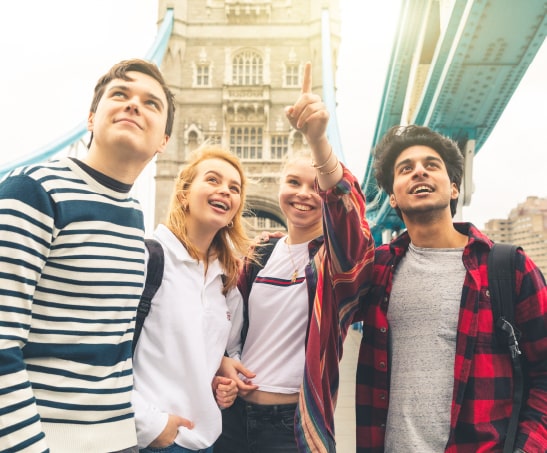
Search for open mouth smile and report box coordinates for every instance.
[411,185,434,194]
[209,200,230,211]
[292,202,313,211]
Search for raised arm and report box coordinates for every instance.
[285,62,343,191]
[286,63,374,452]
[285,61,373,292]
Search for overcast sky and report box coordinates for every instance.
[0,0,545,230]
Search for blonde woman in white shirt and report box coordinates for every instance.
[132,146,254,453]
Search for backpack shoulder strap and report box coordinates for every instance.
[133,239,165,354]
[488,243,519,332]
[240,237,280,346]
[487,242,523,453]
[247,237,280,286]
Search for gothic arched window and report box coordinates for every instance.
[232,50,263,85]
[230,126,263,159]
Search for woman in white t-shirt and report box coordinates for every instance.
[215,63,373,453]
[215,149,323,453]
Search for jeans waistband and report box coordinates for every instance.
[238,396,297,414]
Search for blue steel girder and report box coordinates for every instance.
[364,0,547,241]
[413,0,547,148]
[362,0,431,202]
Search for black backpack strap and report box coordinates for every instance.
[247,237,280,287]
[240,237,280,347]
[133,239,165,354]
[488,243,523,453]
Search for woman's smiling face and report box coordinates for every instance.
[278,158,323,234]
[184,157,242,236]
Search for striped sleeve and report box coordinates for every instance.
[0,174,54,452]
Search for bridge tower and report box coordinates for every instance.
[153,0,341,232]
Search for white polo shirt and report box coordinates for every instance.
[132,224,243,449]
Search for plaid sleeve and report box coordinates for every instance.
[514,249,547,451]
[320,164,375,327]
[296,165,375,452]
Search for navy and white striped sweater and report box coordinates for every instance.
[0,157,145,452]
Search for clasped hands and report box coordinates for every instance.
[148,360,255,448]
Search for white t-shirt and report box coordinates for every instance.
[240,237,310,393]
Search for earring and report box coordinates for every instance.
[226,221,234,228]
[177,192,188,211]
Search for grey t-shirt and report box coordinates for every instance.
[385,243,466,452]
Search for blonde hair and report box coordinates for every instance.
[279,149,313,181]
[165,145,250,293]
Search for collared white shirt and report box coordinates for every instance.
[132,224,243,449]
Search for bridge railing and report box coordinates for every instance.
[0,9,174,179]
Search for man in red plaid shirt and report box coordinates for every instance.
[355,125,547,452]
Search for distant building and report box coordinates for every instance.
[483,196,547,273]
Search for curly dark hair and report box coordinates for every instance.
[373,125,464,218]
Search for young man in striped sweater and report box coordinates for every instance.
[0,59,175,453]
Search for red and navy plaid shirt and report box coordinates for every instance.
[355,223,547,452]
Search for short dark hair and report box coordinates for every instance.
[373,125,464,218]
[88,59,176,145]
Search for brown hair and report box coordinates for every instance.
[88,59,176,146]
[165,145,250,292]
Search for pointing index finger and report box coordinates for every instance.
[302,62,312,93]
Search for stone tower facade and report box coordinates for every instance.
[154,0,341,232]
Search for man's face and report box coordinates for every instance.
[87,71,169,164]
[389,145,458,220]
